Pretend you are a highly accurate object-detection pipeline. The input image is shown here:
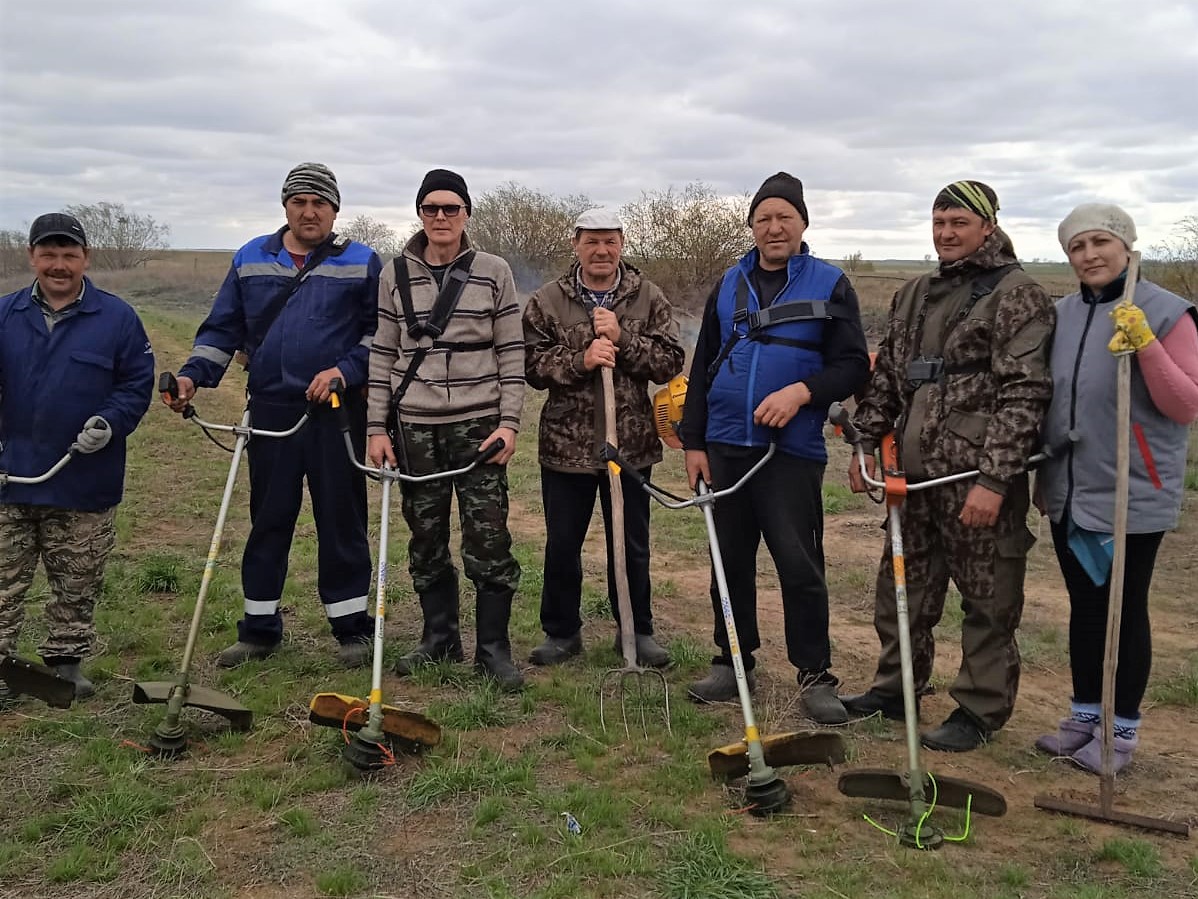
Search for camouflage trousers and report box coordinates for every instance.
[395,415,520,596]
[869,475,1035,731]
[0,504,116,661]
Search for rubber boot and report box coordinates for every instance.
[395,574,465,676]
[46,661,95,699]
[474,586,524,691]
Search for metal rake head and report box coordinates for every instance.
[598,666,671,736]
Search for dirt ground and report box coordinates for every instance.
[623,486,1198,874]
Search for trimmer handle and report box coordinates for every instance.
[476,438,505,464]
[827,402,861,446]
[159,371,178,402]
[158,371,195,419]
[327,378,350,431]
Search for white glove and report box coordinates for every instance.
[74,416,111,454]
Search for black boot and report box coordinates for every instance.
[474,586,524,691]
[395,574,465,676]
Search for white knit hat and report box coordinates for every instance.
[1058,203,1137,252]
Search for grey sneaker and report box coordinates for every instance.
[799,673,848,725]
[216,640,280,669]
[612,633,671,669]
[529,633,583,666]
[0,680,13,707]
[687,664,754,703]
[48,662,95,699]
[336,638,372,669]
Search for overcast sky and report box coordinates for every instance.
[2,0,1196,261]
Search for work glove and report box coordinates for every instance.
[1107,302,1156,354]
[74,416,111,454]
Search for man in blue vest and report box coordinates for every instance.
[678,173,870,724]
[167,163,380,669]
[0,213,155,701]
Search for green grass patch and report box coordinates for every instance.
[407,748,536,809]
[1148,655,1198,707]
[1095,837,1162,879]
[658,829,778,899]
[314,861,367,896]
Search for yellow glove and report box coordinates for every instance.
[1107,302,1156,354]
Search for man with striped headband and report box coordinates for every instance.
[842,180,1055,751]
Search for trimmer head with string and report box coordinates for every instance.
[614,382,847,814]
[830,404,1007,848]
[307,380,502,770]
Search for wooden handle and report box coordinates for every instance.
[601,367,638,667]
[1100,250,1140,809]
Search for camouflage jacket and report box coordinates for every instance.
[523,263,685,473]
[853,230,1055,493]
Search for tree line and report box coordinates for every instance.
[4,196,1196,309]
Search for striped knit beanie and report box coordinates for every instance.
[934,180,999,222]
[281,162,341,210]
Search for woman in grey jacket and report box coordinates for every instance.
[1034,203,1198,773]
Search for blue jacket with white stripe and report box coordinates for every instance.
[180,227,381,400]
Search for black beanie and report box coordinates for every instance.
[417,168,472,214]
[748,172,808,225]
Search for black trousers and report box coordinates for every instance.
[707,445,830,675]
[1050,519,1162,719]
[237,394,372,646]
[538,466,654,638]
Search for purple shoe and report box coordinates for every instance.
[1070,732,1138,775]
[1034,718,1096,756]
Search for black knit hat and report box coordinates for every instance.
[748,172,808,225]
[417,168,472,215]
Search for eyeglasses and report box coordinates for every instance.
[419,204,464,218]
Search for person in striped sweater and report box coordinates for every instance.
[367,169,526,690]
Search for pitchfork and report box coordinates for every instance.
[597,366,671,736]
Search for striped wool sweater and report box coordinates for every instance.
[367,232,524,432]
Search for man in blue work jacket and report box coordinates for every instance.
[0,213,155,701]
[167,163,381,668]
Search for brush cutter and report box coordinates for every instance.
[132,373,315,756]
[830,404,1009,848]
[1031,254,1188,837]
[307,380,502,771]
[0,438,105,708]
[608,434,847,813]
[596,366,672,738]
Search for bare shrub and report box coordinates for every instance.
[63,202,171,269]
[339,215,401,259]
[467,183,592,290]
[620,183,750,314]
[1148,215,1198,302]
[0,229,26,278]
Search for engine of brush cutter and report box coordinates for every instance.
[653,375,687,450]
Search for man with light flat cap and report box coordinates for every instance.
[167,162,381,669]
[844,180,1055,751]
[523,208,685,668]
[679,172,870,724]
